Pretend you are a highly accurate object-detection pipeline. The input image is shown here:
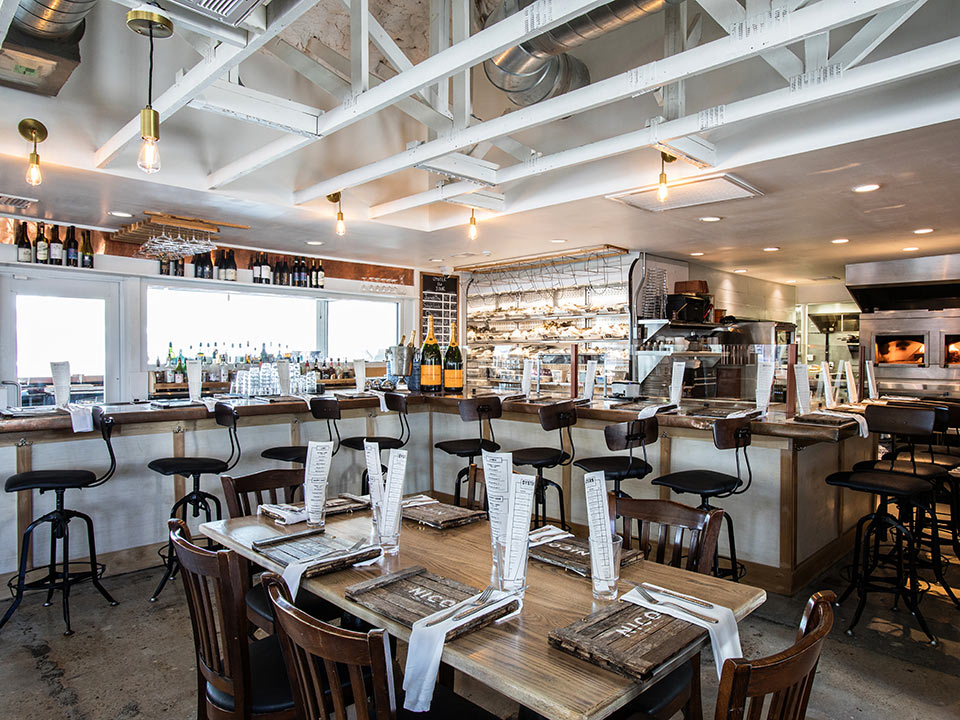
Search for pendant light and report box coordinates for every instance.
[467,208,478,240]
[126,5,174,174]
[657,151,676,202]
[18,119,47,186]
[327,192,346,235]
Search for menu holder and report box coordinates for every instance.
[792,413,858,427]
[253,534,381,578]
[548,601,705,682]
[326,494,371,516]
[345,566,519,642]
[402,502,487,530]
[529,536,641,577]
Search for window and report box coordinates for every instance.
[326,299,398,361]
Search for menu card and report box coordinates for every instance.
[864,360,878,400]
[583,471,615,580]
[277,358,291,396]
[521,359,535,397]
[669,361,685,406]
[794,363,811,415]
[304,441,333,525]
[354,359,366,393]
[482,451,512,545]
[755,361,775,413]
[364,440,386,523]
[821,362,837,409]
[501,473,536,585]
[186,360,202,401]
[380,449,408,536]
[582,360,598,400]
[50,361,71,407]
[844,361,859,404]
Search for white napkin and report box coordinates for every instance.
[403,590,523,712]
[725,408,756,419]
[258,503,308,525]
[294,394,313,409]
[637,403,675,420]
[202,398,219,412]
[67,404,93,433]
[371,390,389,412]
[528,524,573,547]
[281,557,318,600]
[623,586,741,681]
[403,494,439,508]
[812,410,869,438]
[880,394,921,402]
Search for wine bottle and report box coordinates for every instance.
[16,221,32,263]
[226,250,237,281]
[175,257,185,276]
[35,222,48,264]
[251,253,261,284]
[317,260,325,289]
[174,352,185,384]
[159,257,171,275]
[443,320,463,394]
[205,252,214,279]
[273,256,281,285]
[80,230,94,268]
[49,225,63,265]
[261,253,272,284]
[420,316,443,392]
[65,226,79,267]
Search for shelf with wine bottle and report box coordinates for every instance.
[14,219,96,269]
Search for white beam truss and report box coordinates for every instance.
[295,0,916,205]
[188,80,323,137]
[350,0,369,93]
[106,0,248,47]
[830,0,927,69]
[452,0,471,128]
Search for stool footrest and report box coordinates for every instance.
[6,562,106,597]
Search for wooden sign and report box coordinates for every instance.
[402,502,487,529]
[254,533,380,578]
[548,601,704,682]
[530,537,642,577]
[793,413,856,427]
[326,495,371,516]
[345,566,518,641]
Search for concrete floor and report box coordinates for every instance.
[1,550,958,720]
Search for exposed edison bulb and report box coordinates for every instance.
[657,171,669,202]
[25,152,42,186]
[467,210,478,240]
[138,137,161,174]
[335,210,346,236]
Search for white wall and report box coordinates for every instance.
[687,263,797,322]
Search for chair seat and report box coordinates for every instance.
[261,445,308,464]
[825,471,933,497]
[341,436,404,452]
[5,469,97,492]
[852,459,947,479]
[147,456,228,477]
[513,446,569,468]
[573,456,653,481]
[397,679,500,719]
[246,584,341,625]
[621,658,694,717]
[206,635,294,714]
[434,438,500,458]
[894,449,960,469]
[652,469,741,497]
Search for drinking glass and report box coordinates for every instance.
[377,508,402,555]
[591,534,622,601]
[495,537,529,596]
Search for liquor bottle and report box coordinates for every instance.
[167,342,175,365]
[65,226,79,267]
[317,260,325,289]
[174,352,185,384]
[16,221,32,263]
[420,316,443,392]
[49,225,63,265]
[35,222,48,264]
[251,253,261,284]
[80,230,94,268]
[226,250,238,281]
[443,320,464,394]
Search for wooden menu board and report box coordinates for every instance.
[402,502,486,529]
[529,536,642,577]
[420,272,459,347]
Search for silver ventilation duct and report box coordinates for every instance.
[13,0,97,41]
[484,0,680,107]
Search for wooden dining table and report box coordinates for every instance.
[200,509,766,720]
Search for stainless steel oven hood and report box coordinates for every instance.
[846,254,960,312]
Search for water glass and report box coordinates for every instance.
[591,534,622,601]
[495,538,529,596]
[378,529,401,555]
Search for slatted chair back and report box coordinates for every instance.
[608,495,722,575]
[221,468,304,518]
[168,518,251,719]
[264,573,395,720]
[714,591,835,720]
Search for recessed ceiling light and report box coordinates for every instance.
[480,250,492,256]
[852,183,880,193]
[902,247,919,252]
[913,228,934,234]
[734,269,748,273]
[305,240,324,246]
[551,238,567,244]
[785,279,797,283]
[763,247,779,252]
[108,210,133,218]
[831,238,849,244]
[698,216,722,222]
[689,252,704,257]
[429,258,443,262]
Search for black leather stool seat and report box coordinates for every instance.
[514,447,570,468]
[147,457,228,476]
[895,450,960,469]
[652,470,741,496]
[341,436,404,452]
[620,659,694,717]
[852,459,947,479]
[573,456,652,481]
[434,438,500,457]
[206,635,294,714]
[825,471,933,496]
[261,445,308,464]
[245,584,340,625]
[5,470,97,492]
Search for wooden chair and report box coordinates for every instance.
[714,591,835,720]
[262,573,498,720]
[168,519,296,720]
[220,469,340,634]
[607,495,724,720]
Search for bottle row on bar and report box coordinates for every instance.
[161,251,325,287]
[15,220,95,268]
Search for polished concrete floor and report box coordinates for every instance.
[0,548,958,720]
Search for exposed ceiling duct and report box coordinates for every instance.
[483,0,681,107]
[13,0,97,40]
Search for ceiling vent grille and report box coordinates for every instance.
[166,0,265,26]
[0,193,38,209]
[606,173,762,212]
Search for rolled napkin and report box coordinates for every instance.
[403,590,523,712]
[258,503,308,525]
[623,586,741,680]
[528,524,574,547]
[811,410,869,438]
[637,403,676,420]
[67,404,93,433]
[281,553,327,600]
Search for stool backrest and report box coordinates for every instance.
[605,418,658,469]
[539,400,577,465]
[608,494,722,574]
[263,573,397,720]
[459,396,502,445]
[91,407,117,485]
[714,591,835,720]
[168,519,252,719]
[310,397,342,454]
[221,468,303,518]
[384,392,410,447]
[214,402,241,471]
[864,404,934,437]
[713,416,753,494]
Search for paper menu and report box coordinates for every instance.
[794,363,811,415]
[482,451,512,546]
[844,361,859,404]
[363,441,386,523]
[864,361,878,400]
[304,441,333,525]
[379,449,408,535]
[583,360,598,400]
[277,359,291,396]
[354,359,366,393]
[583,471,615,580]
[501,473,536,583]
[755,361,775,413]
[186,360,202,402]
[822,363,837,409]
[669,361,686,406]
[521,359,535,397]
[50,361,71,407]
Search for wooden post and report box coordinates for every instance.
[16,440,33,568]
[785,343,798,419]
[173,426,186,503]
[569,343,579,399]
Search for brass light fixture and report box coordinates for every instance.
[126,5,174,174]
[467,208,478,240]
[18,118,47,187]
[327,192,346,235]
[657,151,676,202]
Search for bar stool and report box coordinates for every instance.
[260,395,341,467]
[652,416,753,581]
[890,401,960,469]
[339,392,409,494]
[513,400,577,531]
[147,401,240,602]
[1,407,119,635]
[574,417,658,498]
[435,396,501,506]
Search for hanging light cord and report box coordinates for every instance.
[147,23,154,107]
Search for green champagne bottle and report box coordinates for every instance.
[443,320,463,394]
[420,315,443,392]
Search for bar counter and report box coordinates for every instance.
[0,392,874,594]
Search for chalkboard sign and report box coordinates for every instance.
[420,272,459,347]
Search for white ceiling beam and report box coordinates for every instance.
[105,0,248,47]
[0,0,17,47]
[189,80,322,137]
[830,0,927,69]
[428,0,452,116]
[415,152,499,184]
[444,188,505,211]
[804,32,829,70]
[350,0,369,93]
[264,38,352,102]
[205,0,611,187]
[295,0,914,204]
[452,0,471,128]
[369,180,482,218]
[94,0,324,169]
